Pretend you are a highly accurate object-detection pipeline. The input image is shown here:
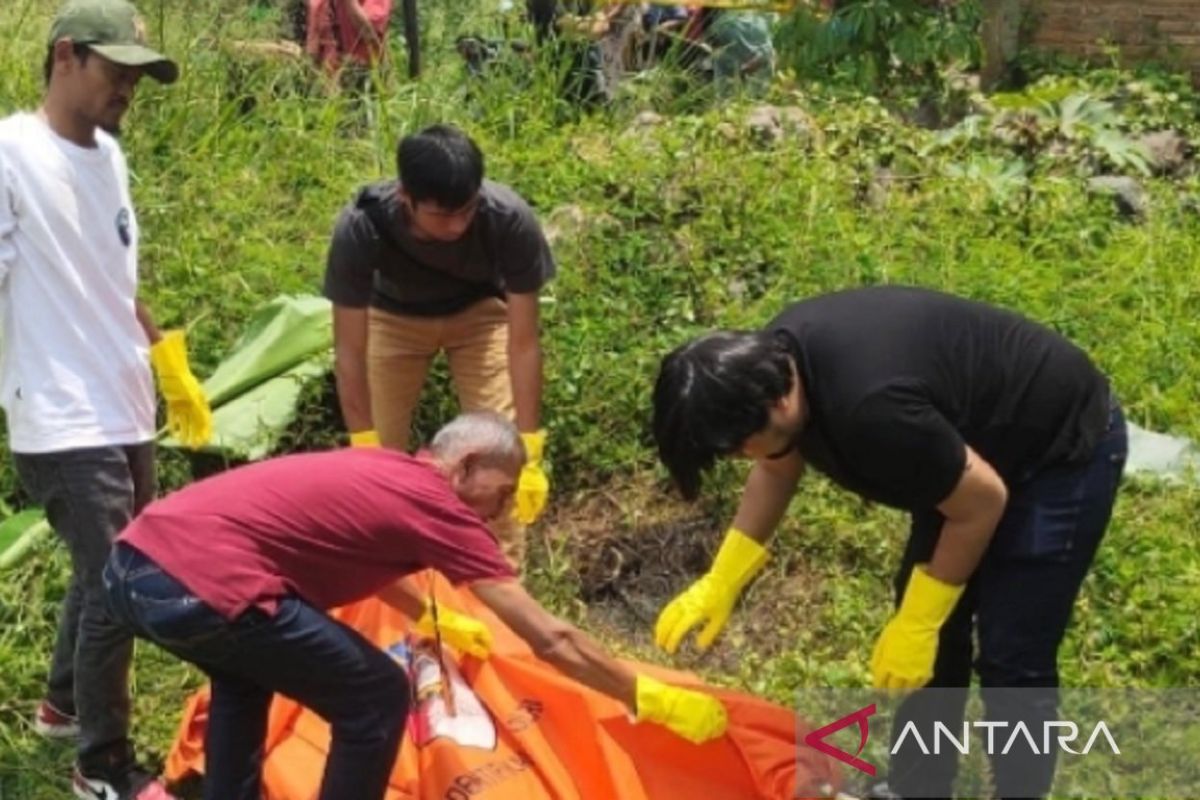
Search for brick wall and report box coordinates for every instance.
[1028,0,1200,84]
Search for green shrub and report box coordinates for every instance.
[1,3,1198,795]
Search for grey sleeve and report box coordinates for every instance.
[496,198,556,295]
[322,207,376,308]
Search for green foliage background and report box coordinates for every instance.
[1,0,1198,796]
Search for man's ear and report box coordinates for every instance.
[459,451,480,479]
[443,452,472,489]
[772,390,792,415]
[778,361,804,417]
[51,38,78,77]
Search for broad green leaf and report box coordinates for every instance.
[0,512,51,571]
[199,356,332,461]
[1093,129,1152,176]
[160,294,334,459]
[203,294,333,406]
[1037,93,1121,139]
[945,155,1028,202]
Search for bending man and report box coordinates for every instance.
[324,123,554,566]
[651,286,1126,798]
[105,412,726,800]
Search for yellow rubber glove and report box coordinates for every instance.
[150,330,212,449]
[654,527,769,653]
[514,429,550,525]
[349,429,381,447]
[634,675,728,744]
[871,565,965,694]
[414,604,493,660]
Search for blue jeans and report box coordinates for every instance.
[103,544,410,800]
[13,443,156,768]
[888,399,1128,799]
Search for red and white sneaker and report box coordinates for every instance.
[72,763,178,800]
[33,700,79,738]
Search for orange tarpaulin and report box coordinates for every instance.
[166,575,840,799]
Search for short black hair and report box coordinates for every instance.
[396,124,485,210]
[652,330,795,500]
[43,42,91,87]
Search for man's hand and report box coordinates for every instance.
[415,604,493,660]
[870,565,964,694]
[150,330,212,449]
[635,675,727,744]
[654,527,768,653]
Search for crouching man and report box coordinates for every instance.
[102,412,725,800]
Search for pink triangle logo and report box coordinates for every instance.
[803,703,877,776]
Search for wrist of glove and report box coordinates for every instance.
[520,430,546,465]
[653,527,768,653]
[634,675,727,744]
[708,527,770,588]
[870,564,964,694]
[350,429,381,448]
[415,604,493,660]
[149,330,191,375]
[514,429,550,525]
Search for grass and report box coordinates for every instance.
[2,0,1200,796]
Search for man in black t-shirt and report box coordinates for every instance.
[322,124,556,567]
[650,286,1127,798]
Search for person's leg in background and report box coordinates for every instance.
[38,528,84,736]
[887,510,977,800]
[367,307,440,451]
[975,402,1126,799]
[14,442,156,780]
[442,297,515,420]
[444,297,526,569]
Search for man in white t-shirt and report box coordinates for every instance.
[0,1,212,798]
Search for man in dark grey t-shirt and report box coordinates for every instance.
[322,124,556,566]
[648,286,1127,798]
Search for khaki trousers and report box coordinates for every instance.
[367,298,525,567]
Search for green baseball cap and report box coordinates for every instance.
[48,0,178,84]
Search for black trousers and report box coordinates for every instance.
[888,402,1127,799]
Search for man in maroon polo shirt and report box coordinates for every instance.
[102,412,726,800]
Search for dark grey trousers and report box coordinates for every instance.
[13,443,156,767]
